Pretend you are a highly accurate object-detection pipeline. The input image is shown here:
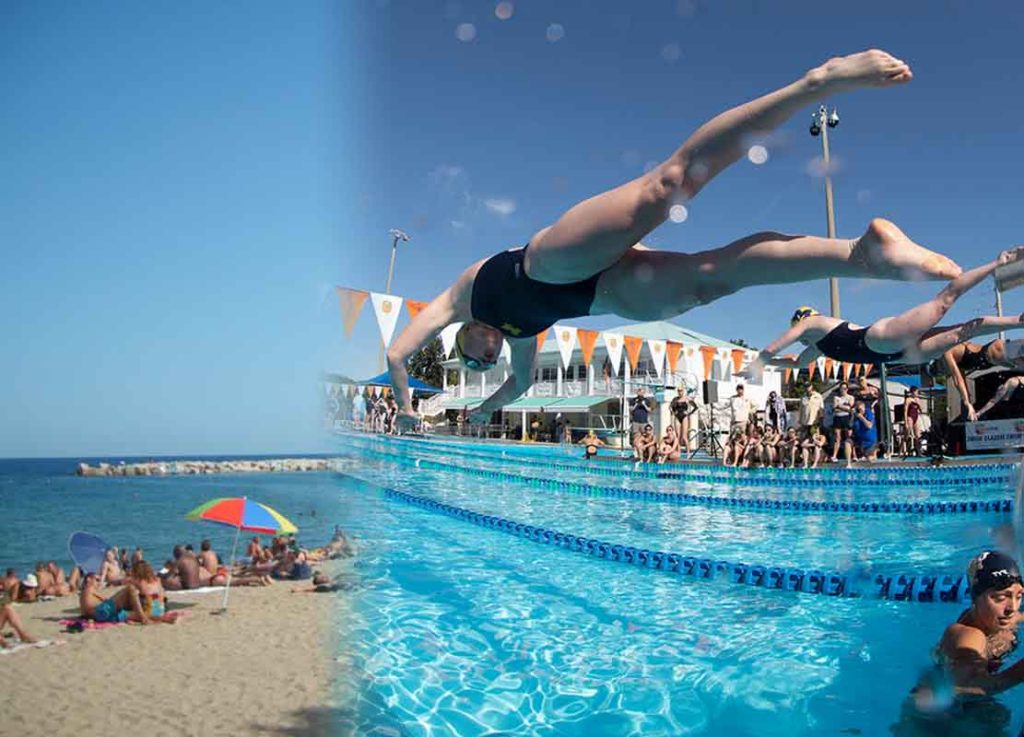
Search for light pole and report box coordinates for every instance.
[810,104,841,318]
[379,228,410,371]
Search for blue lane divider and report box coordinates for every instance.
[342,443,1011,516]
[342,432,1016,488]
[381,486,969,603]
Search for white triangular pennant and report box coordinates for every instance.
[500,339,511,364]
[554,325,576,370]
[816,356,827,379]
[370,292,404,348]
[602,332,624,377]
[439,322,463,359]
[647,339,666,379]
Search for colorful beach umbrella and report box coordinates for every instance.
[185,496,297,610]
[185,497,297,535]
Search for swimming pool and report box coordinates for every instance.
[330,432,1024,736]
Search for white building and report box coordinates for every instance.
[419,320,782,442]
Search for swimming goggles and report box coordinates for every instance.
[456,330,497,371]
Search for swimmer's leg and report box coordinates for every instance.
[867,250,1023,355]
[594,220,960,319]
[526,50,912,284]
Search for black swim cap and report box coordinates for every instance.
[967,551,1022,598]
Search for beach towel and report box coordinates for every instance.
[0,639,66,655]
[167,586,224,595]
[59,618,125,632]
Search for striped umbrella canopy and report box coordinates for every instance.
[185,497,297,535]
[184,497,297,611]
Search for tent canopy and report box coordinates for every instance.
[355,371,443,395]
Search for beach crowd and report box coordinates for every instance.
[0,527,355,647]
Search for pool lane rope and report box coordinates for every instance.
[342,442,1013,516]
[344,432,1016,489]
[380,486,969,604]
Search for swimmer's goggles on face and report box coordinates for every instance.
[455,328,497,372]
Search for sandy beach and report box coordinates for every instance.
[1,577,347,737]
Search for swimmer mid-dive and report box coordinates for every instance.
[387,50,962,430]
[748,250,1024,376]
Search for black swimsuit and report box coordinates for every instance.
[470,246,601,338]
[815,322,904,365]
[959,345,998,375]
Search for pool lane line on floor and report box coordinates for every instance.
[339,442,1013,516]
[341,432,1016,489]
[379,485,969,604]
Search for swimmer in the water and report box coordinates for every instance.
[389,50,962,431]
[893,552,1024,735]
[748,250,1024,378]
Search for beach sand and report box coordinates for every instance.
[1,578,347,736]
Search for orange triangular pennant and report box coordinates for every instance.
[666,341,683,374]
[808,360,817,381]
[783,367,792,385]
[842,362,852,381]
[336,287,369,338]
[536,329,548,353]
[824,358,834,380]
[699,346,717,381]
[577,329,599,366]
[623,335,643,371]
[731,349,746,375]
[405,300,428,320]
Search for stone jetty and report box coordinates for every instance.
[76,458,332,477]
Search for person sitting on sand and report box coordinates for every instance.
[246,536,263,562]
[130,561,181,622]
[16,573,38,602]
[50,561,78,594]
[99,548,127,587]
[198,539,229,587]
[2,568,20,602]
[35,561,70,597]
[79,573,160,625]
[0,602,36,648]
[162,545,202,591]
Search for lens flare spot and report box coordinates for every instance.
[643,160,660,173]
[856,189,873,205]
[635,263,655,283]
[669,204,689,223]
[747,145,769,165]
[660,43,682,63]
[495,1,514,20]
[546,23,565,42]
[455,22,477,42]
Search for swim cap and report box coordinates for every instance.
[967,550,1022,598]
[791,306,820,325]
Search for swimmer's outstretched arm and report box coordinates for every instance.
[468,339,536,421]
[749,320,823,373]
[386,288,459,424]
[976,376,1024,419]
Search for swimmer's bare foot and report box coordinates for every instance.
[806,49,912,94]
[850,218,961,281]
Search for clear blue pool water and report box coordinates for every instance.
[331,432,1024,737]
[5,446,1024,735]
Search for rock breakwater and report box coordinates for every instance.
[76,458,332,477]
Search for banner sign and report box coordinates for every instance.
[965,419,1024,450]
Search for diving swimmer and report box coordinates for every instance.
[387,50,962,431]
[750,250,1024,376]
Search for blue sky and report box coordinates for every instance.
[3,1,1023,457]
